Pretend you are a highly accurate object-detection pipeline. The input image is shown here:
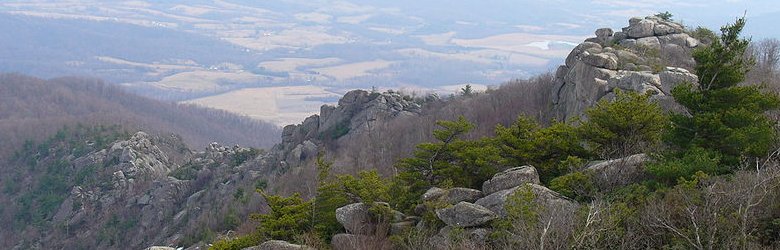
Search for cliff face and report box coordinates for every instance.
[552,16,700,121]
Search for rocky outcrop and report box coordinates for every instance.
[553,16,701,121]
[435,202,497,227]
[275,90,421,169]
[482,166,540,195]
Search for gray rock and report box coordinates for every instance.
[587,154,650,191]
[612,31,628,42]
[686,37,700,48]
[653,24,674,36]
[582,52,619,70]
[390,221,415,235]
[331,233,391,250]
[482,166,540,195]
[595,28,614,39]
[636,37,661,50]
[336,203,376,235]
[435,202,497,227]
[659,67,699,94]
[244,240,313,250]
[475,184,577,217]
[619,39,637,48]
[565,42,602,67]
[144,247,175,250]
[422,187,447,202]
[626,19,655,38]
[445,187,483,204]
[608,71,662,94]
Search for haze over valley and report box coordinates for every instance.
[3,0,777,125]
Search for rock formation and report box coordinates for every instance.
[553,16,701,121]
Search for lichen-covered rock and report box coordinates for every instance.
[626,19,655,38]
[435,202,497,227]
[587,154,650,190]
[482,166,540,195]
[422,187,447,202]
[582,52,619,70]
[336,203,376,235]
[659,67,699,94]
[445,187,483,204]
[475,184,577,217]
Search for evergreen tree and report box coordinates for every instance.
[251,191,313,242]
[579,90,667,159]
[493,116,590,183]
[667,17,780,166]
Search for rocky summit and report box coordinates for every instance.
[552,16,700,121]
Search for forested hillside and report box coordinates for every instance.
[0,74,281,161]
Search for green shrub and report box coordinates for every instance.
[549,171,595,202]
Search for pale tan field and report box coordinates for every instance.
[258,58,343,72]
[183,85,341,126]
[313,60,396,81]
[153,71,267,91]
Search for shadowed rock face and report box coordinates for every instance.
[553,16,700,121]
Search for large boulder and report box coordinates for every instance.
[422,187,447,202]
[587,154,650,190]
[582,52,619,70]
[242,240,313,250]
[475,184,577,217]
[445,188,483,204]
[331,233,392,250]
[435,202,497,227]
[482,166,540,195]
[336,203,380,235]
[625,19,656,38]
[659,67,699,94]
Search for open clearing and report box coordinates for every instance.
[183,85,341,126]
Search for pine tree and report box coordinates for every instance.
[668,17,780,166]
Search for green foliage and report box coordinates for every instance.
[394,116,500,212]
[655,11,673,21]
[461,84,474,97]
[314,155,391,239]
[579,90,667,159]
[179,225,218,249]
[319,119,351,141]
[169,162,201,180]
[689,27,718,45]
[493,116,590,183]
[549,171,595,202]
[491,184,539,240]
[234,188,249,204]
[222,208,241,230]
[646,147,725,184]
[252,191,313,242]
[230,148,261,167]
[668,17,780,166]
[207,232,260,250]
